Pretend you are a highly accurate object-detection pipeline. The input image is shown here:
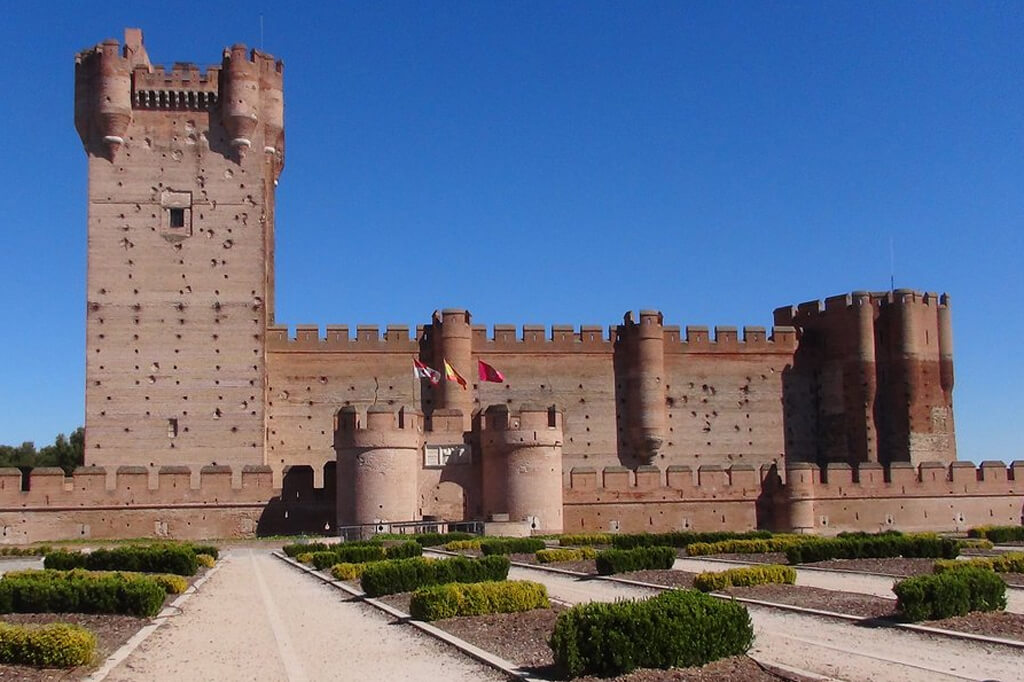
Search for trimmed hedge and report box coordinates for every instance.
[408,532,476,547]
[360,556,510,597]
[196,554,216,569]
[184,543,220,561]
[894,567,1006,622]
[309,542,423,570]
[785,534,961,564]
[443,540,483,551]
[296,553,314,565]
[7,569,187,596]
[536,547,597,564]
[610,530,772,550]
[409,580,549,621]
[595,546,676,575]
[330,562,375,581]
[550,589,753,678]
[934,553,1024,575]
[0,546,51,557]
[693,565,796,592]
[0,569,166,617]
[558,534,613,547]
[480,538,546,555]
[282,542,334,557]
[686,536,808,556]
[968,526,1024,544]
[0,622,96,667]
[44,545,199,576]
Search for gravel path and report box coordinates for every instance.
[511,564,1023,681]
[674,557,1024,613]
[103,549,507,682]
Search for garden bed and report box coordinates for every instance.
[799,557,936,576]
[924,611,1024,642]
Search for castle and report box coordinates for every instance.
[0,29,1018,543]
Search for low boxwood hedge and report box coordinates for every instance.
[309,542,423,570]
[610,530,772,550]
[443,540,483,551]
[967,526,1024,543]
[330,562,377,581]
[0,546,51,557]
[408,532,476,547]
[550,588,753,678]
[894,566,1006,622]
[536,547,597,564]
[0,622,97,667]
[558,533,613,547]
[44,545,199,576]
[479,538,546,555]
[0,569,166,617]
[686,536,809,556]
[934,553,1024,575]
[6,569,188,596]
[282,542,335,557]
[409,580,549,621]
[595,546,676,575]
[195,554,216,569]
[784,534,961,564]
[360,555,510,597]
[693,564,796,592]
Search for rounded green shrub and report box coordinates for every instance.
[536,547,597,563]
[360,555,510,598]
[0,622,97,667]
[894,566,1006,622]
[444,539,483,551]
[550,589,753,678]
[195,554,216,569]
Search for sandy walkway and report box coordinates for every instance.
[510,565,1023,681]
[673,557,1024,613]
[103,549,507,682]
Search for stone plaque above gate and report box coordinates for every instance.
[424,444,472,468]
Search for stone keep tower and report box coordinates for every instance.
[76,29,284,468]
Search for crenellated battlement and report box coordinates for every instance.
[565,464,765,501]
[267,317,796,354]
[785,460,1024,497]
[266,324,422,352]
[0,464,282,510]
[775,290,951,327]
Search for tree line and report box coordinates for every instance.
[0,428,84,474]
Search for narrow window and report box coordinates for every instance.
[167,418,178,438]
[169,208,185,228]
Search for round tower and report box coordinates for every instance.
[852,292,878,462]
[434,309,473,429]
[74,38,133,159]
[483,405,564,533]
[256,50,285,172]
[335,406,423,527]
[624,310,666,463]
[221,44,260,161]
[784,462,818,534]
[937,294,954,398]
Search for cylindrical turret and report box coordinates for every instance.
[221,44,260,161]
[624,310,666,463]
[891,289,921,405]
[96,39,132,155]
[434,309,473,429]
[937,294,954,397]
[784,462,818,534]
[852,292,878,462]
[257,52,285,162]
[480,405,510,520]
[334,406,423,527]
[483,405,564,533]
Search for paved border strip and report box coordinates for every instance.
[84,559,226,682]
[273,551,543,682]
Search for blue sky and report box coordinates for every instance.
[0,3,1020,463]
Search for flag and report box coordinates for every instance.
[478,360,505,383]
[444,359,468,390]
[413,358,441,385]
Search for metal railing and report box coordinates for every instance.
[335,519,484,542]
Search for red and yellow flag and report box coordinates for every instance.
[444,359,468,390]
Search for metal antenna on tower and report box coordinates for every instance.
[889,236,895,292]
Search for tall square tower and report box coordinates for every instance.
[75,29,284,469]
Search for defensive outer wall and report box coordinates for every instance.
[6,29,1016,543]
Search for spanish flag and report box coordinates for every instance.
[444,359,468,390]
